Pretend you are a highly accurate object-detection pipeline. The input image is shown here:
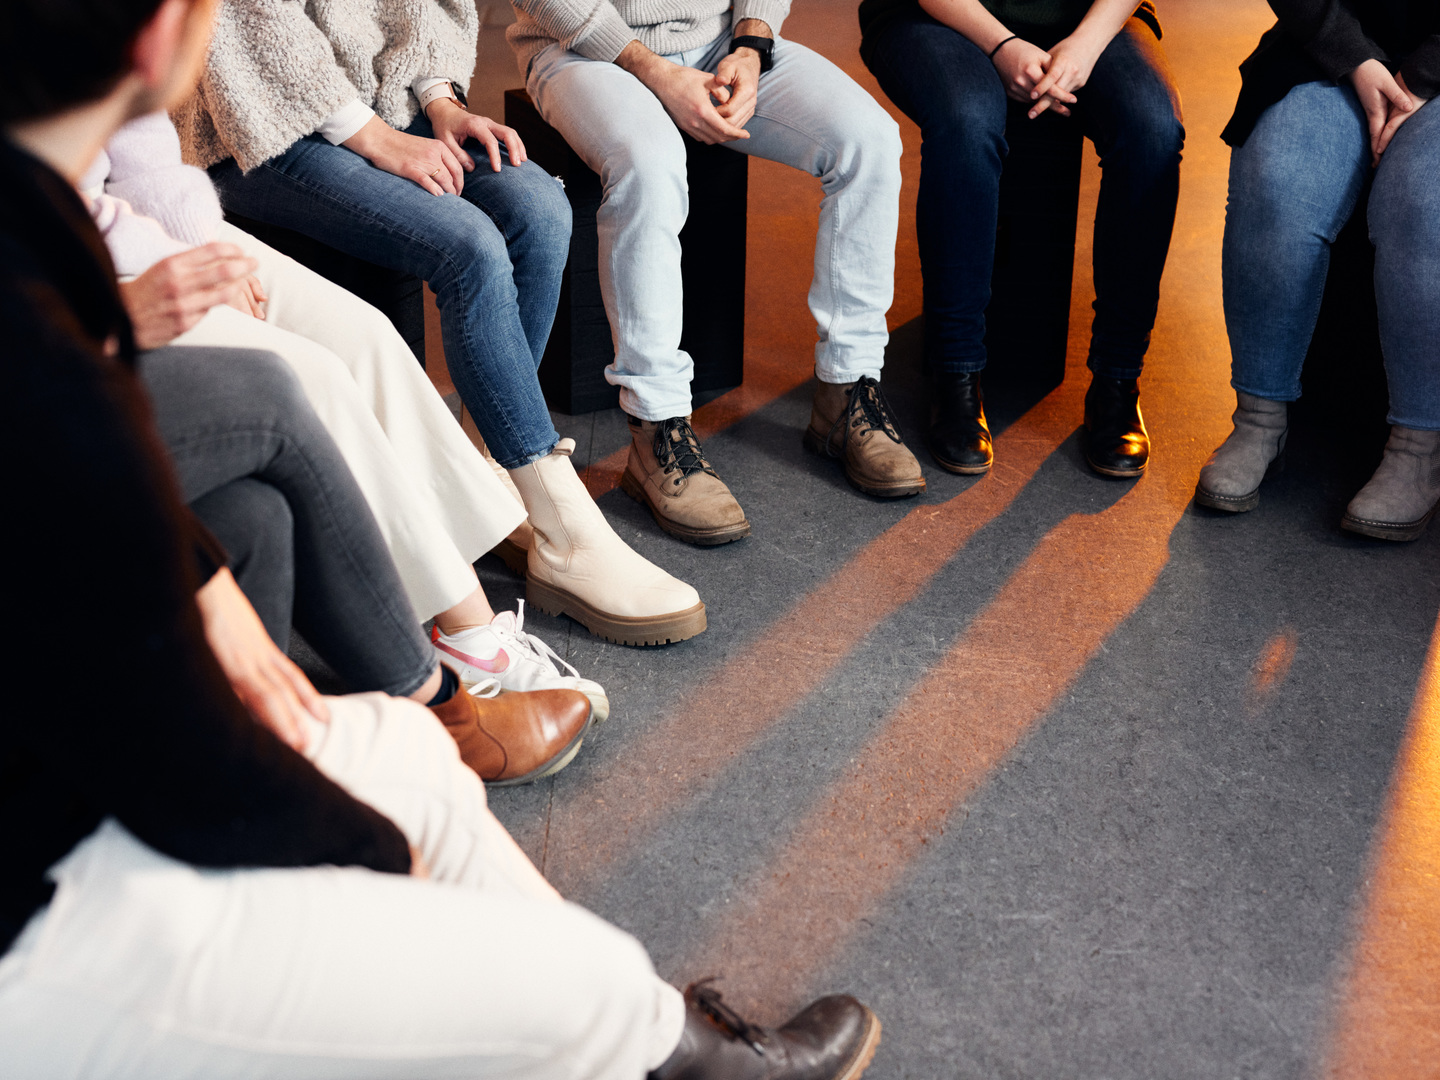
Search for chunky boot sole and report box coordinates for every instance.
[835,1009,883,1080]
[526,575,708,646]
[492,536,529,577]
[1340,505,1438,542]
[618,470,752,546]
[803,428,927,497]
[484,706,595,788]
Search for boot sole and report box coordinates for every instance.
[1194,485,1260,513]
[1340,507,1436,542]
[803,429,927,498]
[619,471,752,546]
[493,536,529,577]
[484,704,595,788]
[834,1009,883,1080]
[526,576,708,647]
[930,449,992,476]
[1086,454,1147,479]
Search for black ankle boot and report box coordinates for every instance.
[1083,374,1149,478]
[650,980,881,1080]
[928,370,992,475]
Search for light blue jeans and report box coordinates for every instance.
[1223,80,1440,429]
[527,30,903,421]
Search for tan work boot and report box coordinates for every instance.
[621,415,751,545]
[509,439,707,646]
[804,376,926,497]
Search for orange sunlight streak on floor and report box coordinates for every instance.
[550,387,1080,895]
[678,426,1213,1015]
[1320,614,1440,1079]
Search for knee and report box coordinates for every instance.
[1370,154,1440,249]
[833,97,904,192]
[517,164,574,253]
[601,128,688,211]
[1106,94,1185,178]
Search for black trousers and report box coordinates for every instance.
[139,346,434,698]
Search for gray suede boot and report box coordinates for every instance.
[1341,426,1440,541]
[1194,392,1289,512]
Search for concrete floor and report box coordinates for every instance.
[424,1,1440,1075]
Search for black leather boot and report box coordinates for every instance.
[1083,374,1149,478]
[650,980,881,1080]
[928,370,992,475]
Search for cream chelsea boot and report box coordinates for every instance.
[509,439,707,646]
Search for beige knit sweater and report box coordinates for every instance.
[175,0,479,172]
[508,0,792,80]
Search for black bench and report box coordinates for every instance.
[504,88,747,415]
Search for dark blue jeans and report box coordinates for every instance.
[210,114,572,469]
[865,13,1184,378]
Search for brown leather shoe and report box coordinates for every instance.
[429,670,593,786]
[650,980,881,1080]
[621,415,751,545]
[804,377,925,498]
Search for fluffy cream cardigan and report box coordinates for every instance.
[175,0,479,172]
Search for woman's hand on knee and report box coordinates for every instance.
[428,99,527,174]
[343,116,465,196]
[1375,71,1429,162]
[118,244,258,349]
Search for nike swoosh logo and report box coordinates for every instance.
[434,638,511,674]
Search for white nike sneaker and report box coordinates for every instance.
[431,602,610,722]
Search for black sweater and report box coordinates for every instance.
[0,136,410,955]
[1223,0,1440,145]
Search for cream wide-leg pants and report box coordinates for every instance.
[0,695,685,1078]
[173,222,526,621]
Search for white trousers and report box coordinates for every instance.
[0,695,685,1078]
[174,223,526,620]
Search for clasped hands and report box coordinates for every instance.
[1350,58,1430,166]
[992,30,1107,120]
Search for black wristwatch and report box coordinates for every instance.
[731,34,774,73]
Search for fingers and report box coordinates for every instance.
[276,651,328,724]
[1376,109,1411,159]
[499,126,527,166]
[1031,68,1060,102]
[1028,95,1055,119]
[440,142,465,190]
[478,128,503,173]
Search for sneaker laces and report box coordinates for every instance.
[683,978,767,1055]
[828,375,903,451]
[495,601,582,679]
[654,417,719,479]
[466,677,502,699]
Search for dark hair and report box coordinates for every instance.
[0,0,169,124]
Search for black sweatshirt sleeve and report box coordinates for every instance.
[1400,36,1440,99]
[4,278,411,878]
[1269,0,1386,79]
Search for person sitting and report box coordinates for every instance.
[0,1,880,1076]
[859,0,1184,479]
[141,342,596,785]
[510,0,924,547]
[174,0,707,648]
[80,110,607,714]
[1195,0,1440,540]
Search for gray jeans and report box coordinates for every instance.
[139,346,435,697]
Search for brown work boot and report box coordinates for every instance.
[650,979,881,1080]
[621,415,752,545]
[429,668,593,786]
[804,376,926,497]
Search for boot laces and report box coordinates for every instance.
[829,375,903,451]
[684,978,767,1055]
[654,417,718,480]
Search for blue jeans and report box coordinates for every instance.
[210,114,572,468]
[1223,81,1440,429]
[527,31,902,420]
[864,13,1184,379]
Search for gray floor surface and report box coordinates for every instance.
[307,1,1440,1075]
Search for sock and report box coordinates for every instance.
[426,665,460,707]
